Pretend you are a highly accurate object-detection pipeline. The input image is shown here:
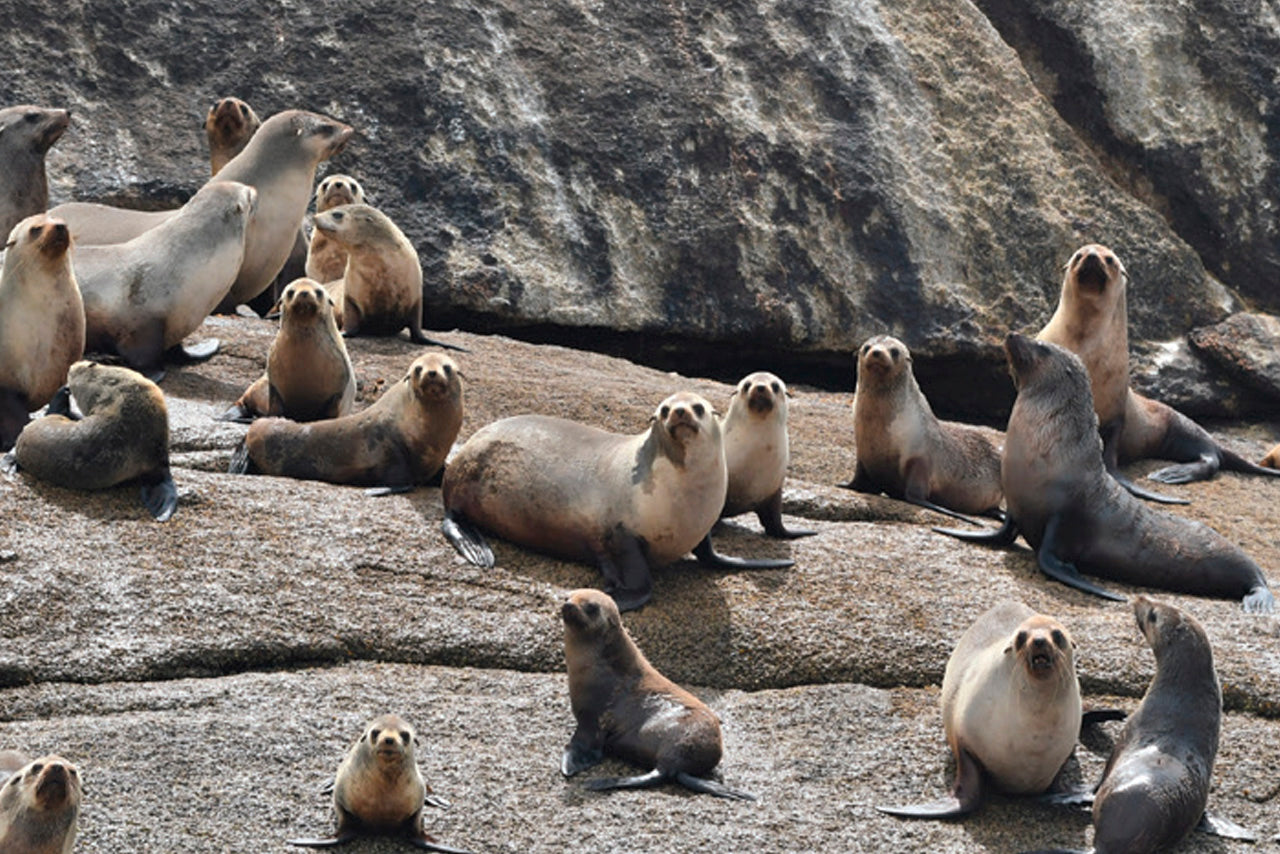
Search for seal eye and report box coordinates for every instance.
[889,347,901,360]
[583,602,599,616]
[318,125,335,137]
[692,403,705,418]
[740,381,749,393]
[860,344,870,356]
[1051,629,1066,649]
[369,729,381,743]
[331,211,344,222]
[399,731,410,745]
[660,405,670,420]
[1014,630,1027,651]
[24,111,40,123]
[442,363,453,376]
[1147,610,1157,624]
[1104,256,1115,266]
[30,764,43,776]
[771,382,781,394]
[29,225,42,240]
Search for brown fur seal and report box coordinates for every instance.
[938,334,1274,612]
[442,391,792,611]
[560,588,755,800]
[1261,444,1280,469]
[311,203,461,350]
[219,279,354,423]
[1020,597,1256,853]
[0,105,71,237]
[878,601,1081,817]
[73,181,257,381]
[845,335,1003,523]
[6,360,178,521]
[205,96,261,175]
[0,216,84,450]
[1039,244,1279,493]
[306,174,366,285]
[719,371,814,538]
[0,753,81,854]
[288,714,471,852]
[231,352,463,495]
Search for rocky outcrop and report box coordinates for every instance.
[1,0,1275,416]
[1190,311,1280,402]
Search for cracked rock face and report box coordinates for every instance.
[2,318,1279,851]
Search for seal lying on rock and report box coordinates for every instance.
[0,752,82,854]
[937,334,1274,613]
[441,392,793,611]
[289,714,471,852]
[845,335,1003,523]
[560,588,755,800]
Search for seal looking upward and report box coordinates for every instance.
[937,334,1274,613]
[1038,244,1279,492]
[560,588,755,800]
[845,335,1003,523]
[205,97,261,175]
[719,371,815,538]
[0,215,84,451]
[288,714,471,852]
[0,753,82,854]
[0,105,71,237]
[441,391,792,611]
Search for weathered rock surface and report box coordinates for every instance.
[2,320,1279,850]
[1,0,1275,415]
[1190,311,1280,403]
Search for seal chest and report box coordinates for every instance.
[0,753,82,854]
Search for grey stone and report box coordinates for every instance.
[1189,312,1280,404]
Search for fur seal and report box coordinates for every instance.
[1020,597,1256,853]
[1039,244,1279,493]
[937,334,1275,613]
[560,588,755,800]
[289,714,471,852]
[1262,444,1280,469]
[0,215,84,450]
[0,753,82,854]
[230,352,463,495]
[219,279,354,423]
[311,203,461,350]
[441,391,793,611]
[73,181,257,380]
[205,97,261,175]
[845,335,1003,523]
[878,601,1081,817]
[306,174,366,286]
[719,371,814,538]
[0,105,71,237]
[7,360,178,521]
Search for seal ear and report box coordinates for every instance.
[1002,643,1013,656]
[648,414,657,425]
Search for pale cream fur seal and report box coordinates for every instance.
[878,601,1081,817]
[288,714,471,852]
[560,588,755,800]
[231,352,463,495]
[846,335,1003,523]
[0,215,84,450]
[219,278,354,423]
[0,105,72,237]
[305,174,366,287]
[1261,444,1280,469]
[205,96,261,175]
[442,391,792,611]
[719,371,814,538]
[73,181,257,380]
[0,753,82,854]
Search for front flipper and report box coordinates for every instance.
[408,328,469,352]
[1147,454,1217,485]
[1036,515,1124,602]
[140,470,178,522]
[216,403,255,424]
[561,728,603,777]
[168,338,220,363]
[287,831,359,848]
[1080,708,1126,728]
[840,461,876,492]
[583,768,665,792]
[1100,419,1188,503]
[365,484,414,497]
[441,512,495,568]
[1,452,18,476]
[1034,787,1094,808]
[1196,812,1257,841]
[876,746,985,818]
[933,515,1019,545]
[673,772,756,801]
[409,836,475,854]
[756,488,816,539]
[599,527,653,611]
[46,386,74,418]
[907,497,986,526]
[228,440,258,475]
[0,389,31,450]
[423,794,451,810]
[692,535,794,570]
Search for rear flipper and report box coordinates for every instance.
[756,488,816,539]
[287,832,358,848]
[408,328,469,352]
[1216,446,1280,480]
[583,768,666,792]
[1243,586,1275,615]
[46,385,74,418]
[167,338,220,363]
[933,515,1019,545]
[441,512,495,568]
[1080,708,1126,728]
[1146,453,1217,485]
[1034,787,1094,808]
[228,440,259,475]
[693,535,793,570]
[877,746,984,818]
[409,834,475,854]
[366,484,414,497]
[673,772,756,801]
[1101,418,1188,503]
[140,471,178,522]
[907,497,987,526]
[1196,812,1257,841]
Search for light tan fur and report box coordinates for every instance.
[1262,444,1280,469]
[205,97,261,175]
[305,174,365,285]
[721,371,790,516]
[0,754,82,854]
[331,715,427,832]
[312,204,424,338]
[0,106,71,237]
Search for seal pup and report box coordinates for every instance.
[289,714,471,852]
[1020,597,1256,853]
[560,588,755,800]
[442,391,792,611]
[311,203,461,350]
[230,352,463,494]
[72,181,257,381]
[8,361,178,521]
[878,601,1081,817]
[219,279,354,422]
[0,105,71,236]
[937,334,1274,613]
[205,96,261,175]
[845,335,1003,523]
[719,371,814,538]
[0,753,82,854]
[0,215,84,450]
[1039,244,1278,492]
[306,174,366,286]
